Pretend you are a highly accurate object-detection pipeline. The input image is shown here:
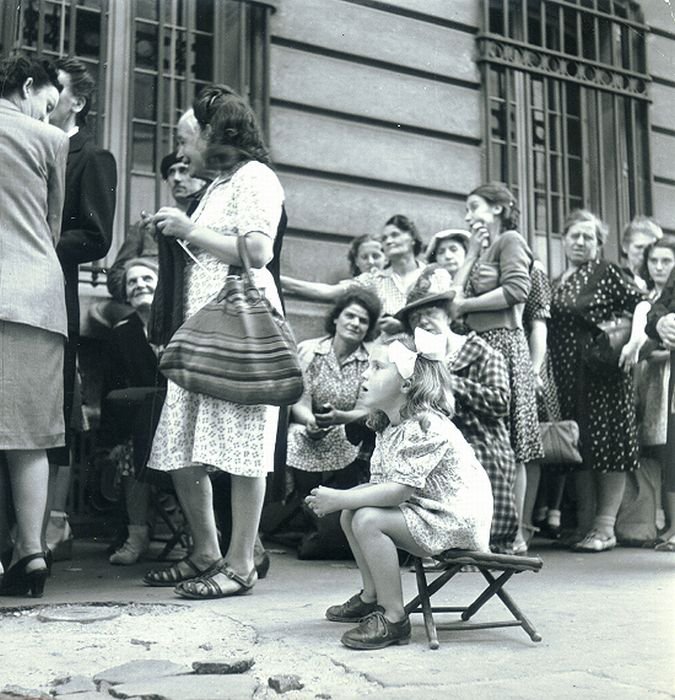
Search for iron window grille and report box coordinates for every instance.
[477,0,651,275]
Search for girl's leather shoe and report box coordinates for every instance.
[326,592,380,622]
[341,610,411,650]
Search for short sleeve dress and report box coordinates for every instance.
[147,161,284,477]
[549,259,642,473]
[370,413,493,554]
[522,263,563,423]
[286,336,368,472]
[353,265,425,316]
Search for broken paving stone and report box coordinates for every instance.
[108,674,257,700]
[51,675,97,695]
[38,606,121,624]
[268,675,304,694]
[192,658,254,675]
[0,686,51,700]
[96,681,113,695]
[94,660,190,685]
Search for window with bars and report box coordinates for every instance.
[127,0,271,230]
[0,0,109,142]
[477,0,651,276]
[1,0,274,268]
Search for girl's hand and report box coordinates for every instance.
[305,486,343,517]
[305,418,330,440]
[314,403,342,428]
[467,221,490,258]
[152,207,194,240]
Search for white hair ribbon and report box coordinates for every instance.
[388,328,447,379]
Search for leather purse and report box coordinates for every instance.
[159,234,304,406]
[539,419,583,465]
[585,314,633,368]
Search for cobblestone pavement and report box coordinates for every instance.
[1,539,673,699]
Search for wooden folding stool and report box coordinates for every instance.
[405,550,543,649]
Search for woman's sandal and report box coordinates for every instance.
[174,562,257,599]
[572,531,617,553]
[654,536,675,552]
[143,557,218,587]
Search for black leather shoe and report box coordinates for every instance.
[341,610,411,650]
[325,592,380,623]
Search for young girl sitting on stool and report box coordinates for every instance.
[305,329,493,650]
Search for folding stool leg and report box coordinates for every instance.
[488,572,542,642]
[413,558,440,650]
[461,569,514,621]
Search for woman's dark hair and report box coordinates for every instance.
[0,55,61,98]
[55,57,95,126]
[347,234,382,277]
[469,182,519,231]
[640,238,675,290]
[324,286,382,342]
[193,84,271,167]
[384,214,423,257]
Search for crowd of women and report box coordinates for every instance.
[1,53,674,613]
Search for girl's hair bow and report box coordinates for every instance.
[388,328,446,379]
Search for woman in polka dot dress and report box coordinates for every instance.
[549,210,643,552]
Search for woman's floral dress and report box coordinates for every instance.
[370,413,493,554]
[147,161,284,477]
[286,336,368,472]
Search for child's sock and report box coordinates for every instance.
[546,509,561,528]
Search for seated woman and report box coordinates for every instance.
[424,229,469,280]
[101,258,165,565]
[287,287,381,497]
[396,266,518,553]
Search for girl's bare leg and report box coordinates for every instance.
[349,506,427,622]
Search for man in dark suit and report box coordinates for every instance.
[46,57,117,546]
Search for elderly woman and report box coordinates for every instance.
[396,266,518,553]
[102,258,164,566]
[287,287,381,495]
[549,210,643,552]
[0,56,68,597]
[142,86,285,598]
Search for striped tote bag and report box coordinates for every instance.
[159,235,304,406]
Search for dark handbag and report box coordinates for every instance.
[159,234,304,406]
[578,261,634,369]
[539,420,583,465]
[585,314,633,368]
[538,404,582,465]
